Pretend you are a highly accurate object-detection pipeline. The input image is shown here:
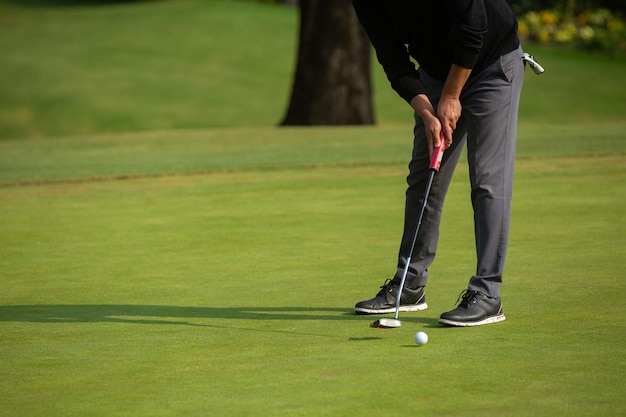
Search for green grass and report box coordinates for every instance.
[1,132,624,417]
[0,0,297,139]
[1,1,626,416]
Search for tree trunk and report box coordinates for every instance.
[280,0,374,126]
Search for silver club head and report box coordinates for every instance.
[522,53,545,74]
[370,318,402,329]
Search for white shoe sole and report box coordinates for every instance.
[438,313,506,327]
[354,302,428,315]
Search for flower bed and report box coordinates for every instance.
[518,8,626,54]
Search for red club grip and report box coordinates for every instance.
[429,133,445,172]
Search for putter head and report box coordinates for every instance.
[370,318,402,329]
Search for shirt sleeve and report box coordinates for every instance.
[353,0,489,103]
[353,1,426,103]
[445,0,487,69]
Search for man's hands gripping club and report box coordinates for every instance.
[410,64,472,160]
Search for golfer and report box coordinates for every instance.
[352,0,524,326]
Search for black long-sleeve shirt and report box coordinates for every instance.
[353,0,519,103]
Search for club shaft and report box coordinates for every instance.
[394,169,436,320]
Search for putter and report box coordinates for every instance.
[371,134,445,329]
[522,53,545,75]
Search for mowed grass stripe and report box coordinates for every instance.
[1,122,625,187]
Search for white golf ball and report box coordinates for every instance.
[414,331,428,346]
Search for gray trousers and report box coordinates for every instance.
[396,46,524,298]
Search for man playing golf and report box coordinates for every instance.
[352,0,524,326]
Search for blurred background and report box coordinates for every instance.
[0,0,624,141]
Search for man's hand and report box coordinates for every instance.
[410,94,443,160]
[438,64,472,147]
[437,95,461,147]
[410,64,471,160]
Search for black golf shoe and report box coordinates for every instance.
[438,290,506,327]
[354,279,427,315]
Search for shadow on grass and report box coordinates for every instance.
[0,304,356,324]
[0,304,440,328]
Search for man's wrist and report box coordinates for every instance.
[410,94,436,119]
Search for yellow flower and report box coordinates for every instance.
[518,21,529,36]
[578,26,595,41]
[525,11,541,27]
[589,9,610,26]
[538,30,551,43]
[540,10,558,26]
[555,29,573,43]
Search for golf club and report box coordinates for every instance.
[522,52,545,74]
[371,134,445,329]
